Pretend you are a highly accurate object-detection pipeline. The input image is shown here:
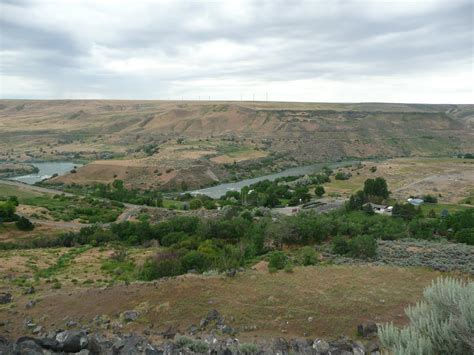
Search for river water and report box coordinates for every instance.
[191,160,359,198]
[8,162,80,184]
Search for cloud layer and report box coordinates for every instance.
[1,0,472,103]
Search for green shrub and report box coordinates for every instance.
[189,340,209,353]
[314,185,325,197]
[240,343,258,354]
[138,252,183,280]
[161,231,188,247]
[189,199,203,210]
[284,263,294,273]
[379,277,474,355]
[15,216,35,231]
[348,235,377,259]
[422,195,438,203]
[332,236,350,255]
[181,250,212,272]
[454,228,474,245]
[268,251,287,270]
[175,336,193,348]
[335,172,351,180]
[299,246,318,266]
[203,200,217,210]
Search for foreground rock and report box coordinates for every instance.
[0,331,381,354]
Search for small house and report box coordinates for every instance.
[364,203,392,215]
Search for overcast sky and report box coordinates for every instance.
[0,0,473,103]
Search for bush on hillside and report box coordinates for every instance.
[268,251,287,270]
[422,194,438,203]
[332,236,350,255]
[299,246,318,266]
[189,198,203,210]
[15,216,35,231]
[181,250,213,272]
[379,277,474,355]
[161,231,188,247]
[348,235,377,259]
[454,228,474,245]
[138,252,183,280]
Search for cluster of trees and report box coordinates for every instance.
[219,173,328,208]
[4,199,469,269]
[347,177,390,209]
[0,196,34,230]
[64,180,163,207]
[457,153,474,159]
[0,199,17,222]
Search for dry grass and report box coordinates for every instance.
[0,261,454,341]
[325,158,474,203]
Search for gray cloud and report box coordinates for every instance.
[0,0,472,102]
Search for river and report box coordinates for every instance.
[191,160,359,198]
[7,162,80,184]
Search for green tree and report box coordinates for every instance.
[363,177,389,200]
[347,190,367,210]
[189,199,203,210]
[0,201,16,220]
[314,185,325,197]
[392,203,417,220]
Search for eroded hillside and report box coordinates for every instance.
[1,100,472,189]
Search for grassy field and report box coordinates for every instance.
[420,203,472,215]
[0,182,45,199]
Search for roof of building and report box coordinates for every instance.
[408,198,424,205]
[364,202,388,209]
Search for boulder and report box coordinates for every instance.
[226,268,237,277]
[290,338,312,354]
[329,336,353,353]
[0,336,12,354]
[0,293,12,304]
[206,309,221,321]
[66,320,78,327]
[122,310,140,322]
[112,334,159,354]
[23,286,35,295]
[32,326,43,335]
[272,337,289,354]
[56,330,89,353]
[313,338,330,354]
[366,338,381,353]
[162,326,177,339]
[357,321,378,338]
[221,325,236,335]
[14,338,43,355]
[25,300,36,309]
